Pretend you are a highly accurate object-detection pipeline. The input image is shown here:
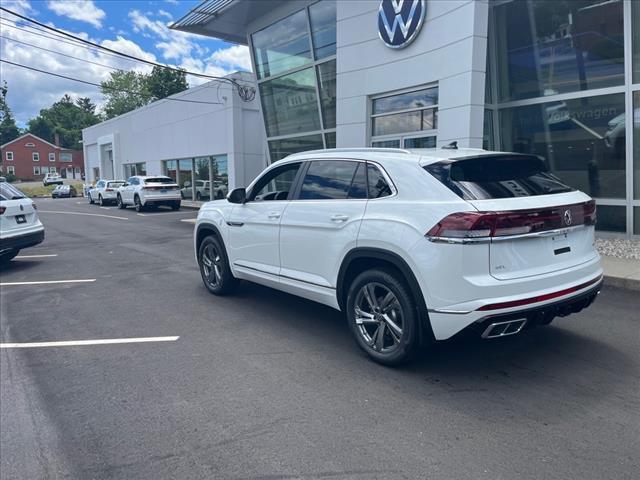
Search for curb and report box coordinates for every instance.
[603,275,640,291]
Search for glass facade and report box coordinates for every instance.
[251,1,336,162]
[123,162,146,178]
[487,0,638,236]
[162,155,228,201]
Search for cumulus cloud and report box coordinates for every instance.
[47,0,106,28]
[209,45,252,72]
[1,0,33,16]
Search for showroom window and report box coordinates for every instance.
[633,0,640,83]
[162,156,228,201]
[371,86,438,148]
[251,1,336,162]
[123,162,147,178]
[491,0,624,102]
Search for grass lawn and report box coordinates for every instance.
[17,182,85,198]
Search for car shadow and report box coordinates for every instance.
[0,259,43,274]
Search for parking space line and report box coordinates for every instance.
[137,211,197,216]
[38,211,128,220]
[15,254,58,259]
[181,219,197,224]
[100,207,111,210]
[0,336,180,349]
[0,279,96,286]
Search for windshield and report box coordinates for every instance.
[107,182,124,188]
[144,177,174,184]
[424,155,574,200]
[0,182,26,201]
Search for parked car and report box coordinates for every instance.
[194,147,602,365]
[51,184,77,198]
[116,176,181,212]
[43,173,63,186]
[181,180,228,201]
[88,179,125,205]
[0,181,44,263]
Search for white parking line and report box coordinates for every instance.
[137,211,197,216]
[0,279,96,286]
[0,336,180,349]
[100,207,111,210]
[38,211,128,220]
[15,254,58,259]
[181,219,197,224]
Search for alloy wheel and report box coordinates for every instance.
[354,282,404,353]
[201,243,223,288]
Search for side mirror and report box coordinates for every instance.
[227,188,246,204]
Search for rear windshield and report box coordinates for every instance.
[144,177,174,184]
[0,183,26,201]
[107,182,124,188]
[423,155,574,200]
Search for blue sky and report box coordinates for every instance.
[0,0,252,126]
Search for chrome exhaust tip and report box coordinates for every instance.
[481,319,527,339]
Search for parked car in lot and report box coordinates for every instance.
[117,176,181,212]
[88,179,125,205]
[194,147,603,365]
[43,173,63,186]
[181,180,228,201]
[0,181,44,263]
[51,184,77,198]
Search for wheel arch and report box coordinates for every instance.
[337,247,434,344]
[195,222,225,256]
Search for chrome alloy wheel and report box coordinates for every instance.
[354,282,404,353]
[201,243,223,288]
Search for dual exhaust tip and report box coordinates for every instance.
[481,319,527,339]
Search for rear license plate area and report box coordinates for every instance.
[552,233,570,255]
[15,215,27,224]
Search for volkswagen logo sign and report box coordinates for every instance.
[378,0,426,49]
[564,209,573,226]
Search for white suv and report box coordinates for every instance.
[88,179,125,206]
[194,148,602,365]
[116,176,181,212]
[0,182,44,263]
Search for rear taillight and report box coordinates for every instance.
[105,188,113,192]
[0,206,5,215]
[426,200,597,240]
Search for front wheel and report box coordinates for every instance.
[117,194,126,209]
[88,193,94,204]
[0,249,19,264]
[134,195,144,212]
[99,195,104,206]
[346,269,419,366]
[198,236,237,295]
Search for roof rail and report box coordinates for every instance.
[289,147,412,157]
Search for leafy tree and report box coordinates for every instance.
[27,94,101,150]
[100,70,151,119]
[0,81,21,146]
[146,66,188,101]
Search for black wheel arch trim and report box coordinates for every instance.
[337,247,435,344]
[195,222,226,255]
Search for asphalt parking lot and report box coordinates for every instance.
[1,197,638,480]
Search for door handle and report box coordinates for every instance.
[267,212,281,219]
[331,214,349,222]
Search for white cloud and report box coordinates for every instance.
[47,0,106,28]
[129,9,169,39]
[158,10,173,20]
[1,0,33,16]
[164,0,180,4]
[209,45,252,72]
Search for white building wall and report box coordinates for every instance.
[82,72,265,187]
[335,0,489,148]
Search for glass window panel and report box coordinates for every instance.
[372,87,438,115]
[633,0,640,83]
[260,68,322,138]
[348,163,367,199]
[421,109,436,130]
[634,207,640,235]
[367,164,392,198]
[317,60,336,129]
[595,205,626,233]
[372,139,400,148]
[499,93,625,198]
[269,134,324,162]
[212,155,228,200]
[325,131,336,149]
[483,109,494,150]
[163,160,177,183]
[252,9,312,79]
[372,111,422,136]
[299,160,359,200]
[634,92,640,199]
[136,162,147,176]
[404,136,436,149]
[251,162,301,201]
[309,0,336,59]
[491,0,624,101]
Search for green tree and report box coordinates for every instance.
[27,94,101,150]
[146,66,188,101]
[100,70,151,119]
[0,81,21,146]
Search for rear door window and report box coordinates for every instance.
[423,155,574,200]
[299,161,365,200]
[367,164,393,198]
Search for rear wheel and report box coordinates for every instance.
[99,195,104,206]
[198,236,237,295]
[88,193,94,204]
[171,201,181,211]
[0,249,19,264]
[196,192,202,201]
[346,269,419,366]
[117,194,126,209]
[134,195,144,212]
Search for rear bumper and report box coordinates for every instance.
[142,194,181,204]
[0,228,45,251]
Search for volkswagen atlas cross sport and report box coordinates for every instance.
[194,147,602,365]
[0,181,44,263]
[116,176,181,212]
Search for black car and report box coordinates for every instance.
[51,185,77,198]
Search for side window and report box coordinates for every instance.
[299,160,365,200]
[249,162,301,201]
[98,181,105,188]
[367,164,393,198]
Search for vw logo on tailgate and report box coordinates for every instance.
[564,209,573,226]
[378,0,426,49]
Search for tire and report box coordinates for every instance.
[216,190,224,200]
[198,235,237,295]
[171,201,181,211]
[0,249,19,264]
[88,193,94,204]
[99,195,104,206]
[196,192,202,201]
[346,268,419,366]
[134,195,144,212]
[117,194,126,209]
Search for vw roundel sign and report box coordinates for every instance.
[378,0,426,49]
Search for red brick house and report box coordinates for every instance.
[0,133,84,181]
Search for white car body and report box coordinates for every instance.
[43,173,63,186]
[0,182,44,261]
[88,179,125,205]
[194,148,602,362]
[117,175,181,211]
